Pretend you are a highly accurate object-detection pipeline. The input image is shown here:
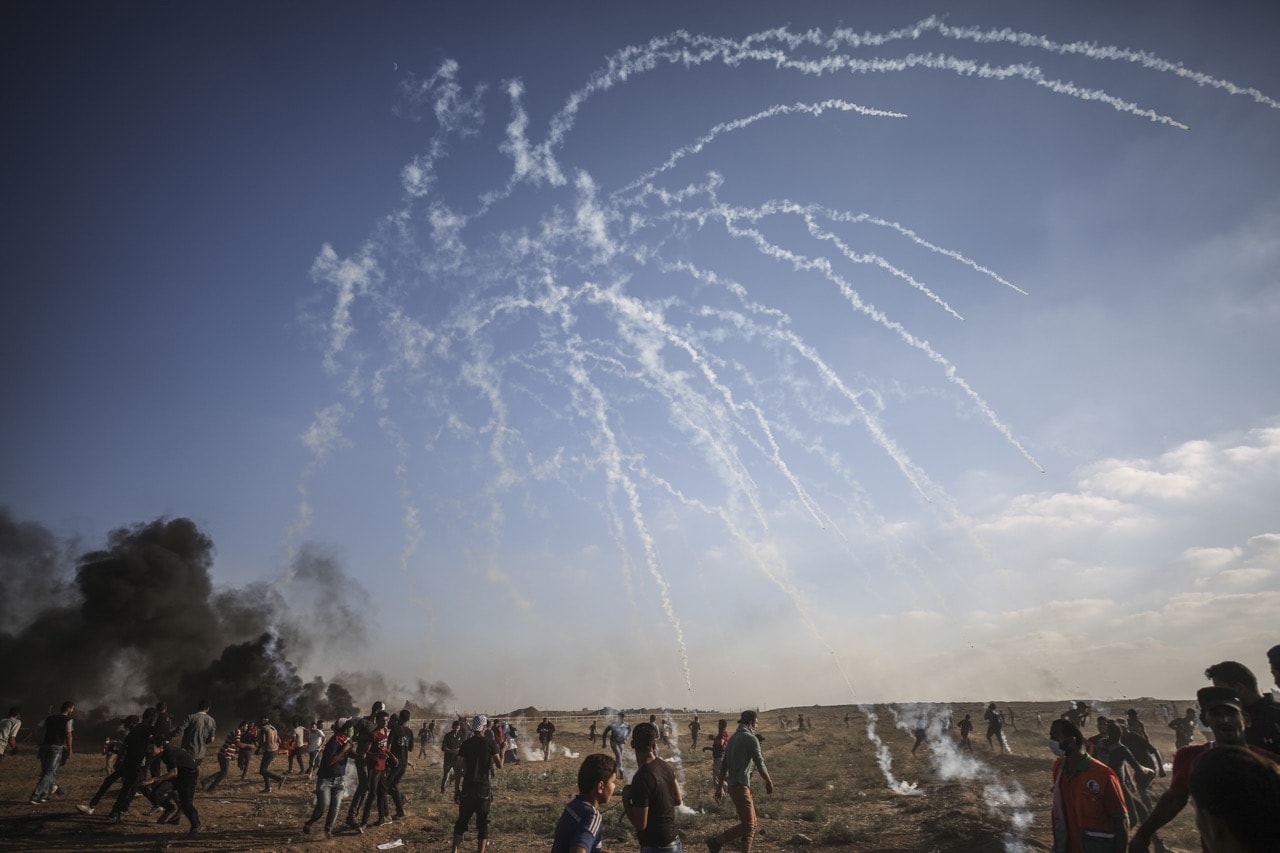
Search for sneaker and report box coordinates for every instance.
[371,818,387,827]
[324,828,334,838]
[706,837,723,853]
[303,820,313,834]
[51,785,62,797]
[107,813,123,823]
[165,810,181,825]
[260,787,271,794]
[76,804,95,815]
[186,823,202,838]
[29,798,44,805]
[157,808,177,824]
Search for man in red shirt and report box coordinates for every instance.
[1128,686,1280,853]
[1049,717,1128,853]
[360,709,396,828]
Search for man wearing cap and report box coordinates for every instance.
[623,722,682,853]
[1205,661,1280,754]
[1128,686,1280,853]
[452,714,501,853]
[707,710,774,853]
[304,717,355,837]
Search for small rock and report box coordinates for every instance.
[788,833,813,845]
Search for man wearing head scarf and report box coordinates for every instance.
[304,717,355,838]
[452,714,501,853]
[707,710,774,853]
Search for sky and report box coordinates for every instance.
[3,0,1279,714]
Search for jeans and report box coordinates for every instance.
[173,768,200,829]
[361,767,389,824]
[260,752,284,789]
[307,777,345,831]
[109,762,147,817]
[205,754,231,791]
[347,760,370,820]
[32,745,64,799]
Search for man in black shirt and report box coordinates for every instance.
[624,722,682,852]
[140,735,201,836]
[103,707,158,820]
[452,714,500,853]
[29,700,75,804]
[441,719,464,794]
[77,713,140,815]
[388,709,414,819]
[537,717,556,761]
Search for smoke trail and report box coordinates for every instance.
[905,16,1280,112]
[889,703,1033,852]
[284,402,351,571]
[861,705,922,795]
[619,98,908,194]
[294,23,1277,809]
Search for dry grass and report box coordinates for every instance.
[0,700,1202,852]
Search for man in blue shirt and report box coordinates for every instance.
[552,753,617,853]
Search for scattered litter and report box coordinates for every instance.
[377,840,405,850]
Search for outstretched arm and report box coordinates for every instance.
[1128,787,1188,853]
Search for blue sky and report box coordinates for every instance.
[4,0,1279,712]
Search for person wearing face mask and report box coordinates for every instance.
[1048,717,1128,853]
[1128,686,1280,853]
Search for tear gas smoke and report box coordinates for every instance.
[889,703,1032,852]
[860,705,921,796]
[297,17,1279,722]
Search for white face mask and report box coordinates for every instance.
[1048,738,1066,756]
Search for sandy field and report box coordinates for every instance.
[0,700,1203,853]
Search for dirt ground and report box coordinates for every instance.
[0,700,1203,853]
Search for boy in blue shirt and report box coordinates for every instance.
[552,753,617,853]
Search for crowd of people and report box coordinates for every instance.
[4,645,1279,853]
[1046,647,1280,853]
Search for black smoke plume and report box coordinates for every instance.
[0,510,440,725]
